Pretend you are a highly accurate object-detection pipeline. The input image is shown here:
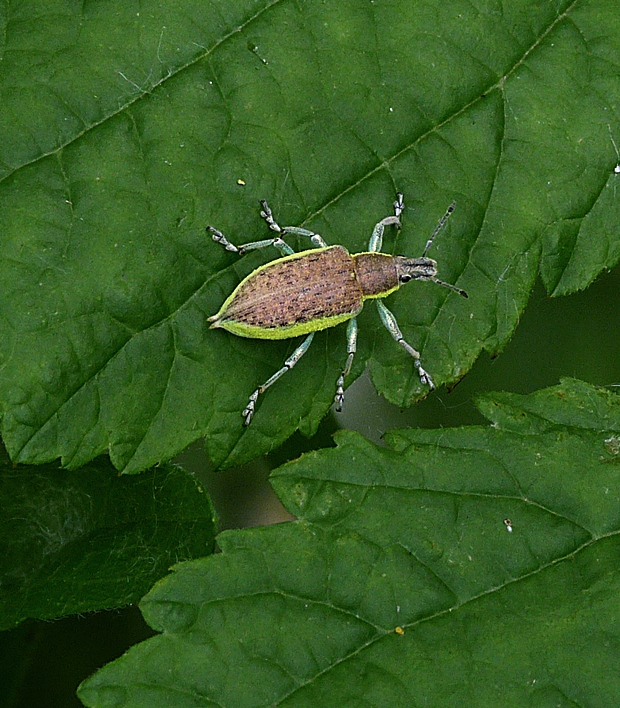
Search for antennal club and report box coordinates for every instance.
[433,277,468,298]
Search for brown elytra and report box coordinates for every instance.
[215,246,399,330]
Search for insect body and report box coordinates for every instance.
[208,194,467,425]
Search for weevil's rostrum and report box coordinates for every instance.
[208,194,467,426]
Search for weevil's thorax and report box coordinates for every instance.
[394,256,438,284]
[352,253,439,298]
[353,252,399,298]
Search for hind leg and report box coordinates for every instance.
[259,200,328,248]
[243,333,315,426]
[334,318,358,411]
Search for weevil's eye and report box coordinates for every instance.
[400,274,412,283]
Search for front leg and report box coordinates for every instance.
[375,299,434,389]
[367,192,404,252]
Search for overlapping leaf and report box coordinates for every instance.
[79,380,620,706]
[0,457,216,629]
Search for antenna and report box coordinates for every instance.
[433,277,468,298]
[422,201,456,257]
[423,201,468,298]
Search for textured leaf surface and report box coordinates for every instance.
[0,456,215,629]
[79,380,620,707]
[2,0,620,471]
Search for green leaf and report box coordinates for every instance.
[2,0,620,471]
[78,380,620,707]
[0,456,216,630]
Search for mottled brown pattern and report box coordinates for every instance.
[221,246,364,329]
[353,253,399,296]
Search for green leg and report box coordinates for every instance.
[260,200,328,248]
[243,333,315,426]
[335,318,358,411]
[208,226,294,257]
[375,299,434,389]
[368,193,404,252]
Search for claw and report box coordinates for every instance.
[393,192,404,220]
[416,365,434,390]
[259,200,281,232]
[208,226,239,252]
[334,374,345,412]
[243,390,259,426]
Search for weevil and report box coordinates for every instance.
[208,193,467,426]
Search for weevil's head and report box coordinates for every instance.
[394,256,438,283]
[394,255,469,298]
